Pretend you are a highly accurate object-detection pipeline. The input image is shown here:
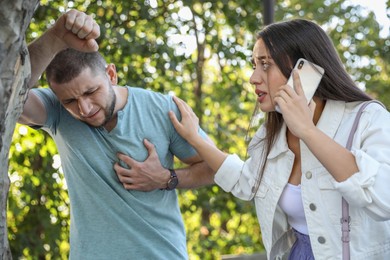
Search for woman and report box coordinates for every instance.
[169,19,390,259]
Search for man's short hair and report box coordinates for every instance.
[46,48,107,85]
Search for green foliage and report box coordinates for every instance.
[9,0,390,259]
[9,125,69,259]
[180,187,261,259]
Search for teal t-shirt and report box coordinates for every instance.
[32,86,202,259]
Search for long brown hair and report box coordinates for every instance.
[250,19,372,196]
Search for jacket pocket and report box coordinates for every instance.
[254,180,269,199]
[317,171,363,226]
[316,172,345,225]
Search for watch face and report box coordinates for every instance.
[167,177,178,190]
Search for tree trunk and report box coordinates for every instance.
[0,0,39,258]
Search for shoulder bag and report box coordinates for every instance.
[341,100,385,260]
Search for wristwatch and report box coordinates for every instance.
[166,169,179,190]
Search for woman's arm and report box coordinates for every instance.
[276,71,359,182]
[168,96,228,172]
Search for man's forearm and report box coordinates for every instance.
[176,161,215,189]
[28,28,64,88]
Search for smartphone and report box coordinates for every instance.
[275,58,324,113]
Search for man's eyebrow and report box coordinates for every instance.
[84,85,99,93]
[61,85,99,103]
[62,97,75,103]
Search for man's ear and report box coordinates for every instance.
[106,63,118,85]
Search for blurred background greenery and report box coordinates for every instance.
[8,0,389,259]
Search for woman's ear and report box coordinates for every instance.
[106,63,118,85]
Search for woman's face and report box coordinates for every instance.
[250,38,288,112]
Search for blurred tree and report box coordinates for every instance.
[7,0,389,259]
[0,0,39,258]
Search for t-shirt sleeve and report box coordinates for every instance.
[30,88,61,133]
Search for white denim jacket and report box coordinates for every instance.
[215,100,390,259]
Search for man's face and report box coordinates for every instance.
[50,67,116,128]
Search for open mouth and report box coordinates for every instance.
[83,109,101,119]
[255,89,266,98]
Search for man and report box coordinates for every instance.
[21,10,214,259]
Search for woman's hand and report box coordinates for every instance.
[169,96,202,145]
[274,70,317,139]
[170,96,228,173]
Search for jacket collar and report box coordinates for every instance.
[267,123,289,159]
[267,100,346,159]
[316,100,345,138]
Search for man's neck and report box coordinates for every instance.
[104,86,128,132]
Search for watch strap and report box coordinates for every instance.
[165,169,178,190]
